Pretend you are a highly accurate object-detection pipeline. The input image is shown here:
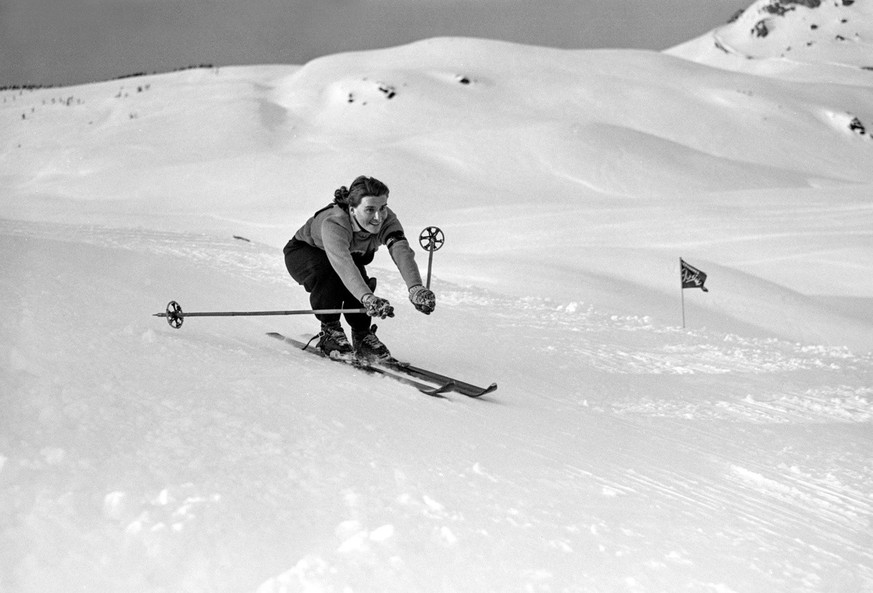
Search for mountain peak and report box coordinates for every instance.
[668,0,873,72]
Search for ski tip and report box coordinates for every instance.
[426,380,456,397]
[468,383,498,398]
[421,385,453,398]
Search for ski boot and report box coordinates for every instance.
[317,321,353,359]
[352,324,393,362]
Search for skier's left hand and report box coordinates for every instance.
[409,285,436,315]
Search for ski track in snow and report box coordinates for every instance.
[3,220,873,593]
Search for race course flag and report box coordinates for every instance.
[680,258,708,328]
[681,258,709,292]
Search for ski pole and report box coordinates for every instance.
[154,300,366,329]
[418,226,445,289]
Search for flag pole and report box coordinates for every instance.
[680,257,686,328]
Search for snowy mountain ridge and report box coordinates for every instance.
[668,0,873,73]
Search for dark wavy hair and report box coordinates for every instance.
[333,176,389,211]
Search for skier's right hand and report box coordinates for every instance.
[362,294,395,319]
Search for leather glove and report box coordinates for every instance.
[409,285,436,315]
[361,294,394,319]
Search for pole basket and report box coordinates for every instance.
[164,300,184,328]
[418,227,445,252]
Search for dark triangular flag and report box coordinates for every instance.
[681,259,709,292]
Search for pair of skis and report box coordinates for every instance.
[267,332,497,399]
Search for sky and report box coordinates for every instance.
[1,0,752,87]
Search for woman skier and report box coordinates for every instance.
[284,175,436,360]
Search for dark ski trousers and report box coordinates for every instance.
[284,239,373,331]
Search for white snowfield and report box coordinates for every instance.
[2,1,872,591]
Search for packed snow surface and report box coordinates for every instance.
[2,5,873,591]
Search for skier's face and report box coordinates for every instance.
[350,195,388,234]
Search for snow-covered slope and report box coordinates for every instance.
[2,6,872,592]
[3,218,872,593]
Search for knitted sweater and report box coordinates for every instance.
[292,204,423,300]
